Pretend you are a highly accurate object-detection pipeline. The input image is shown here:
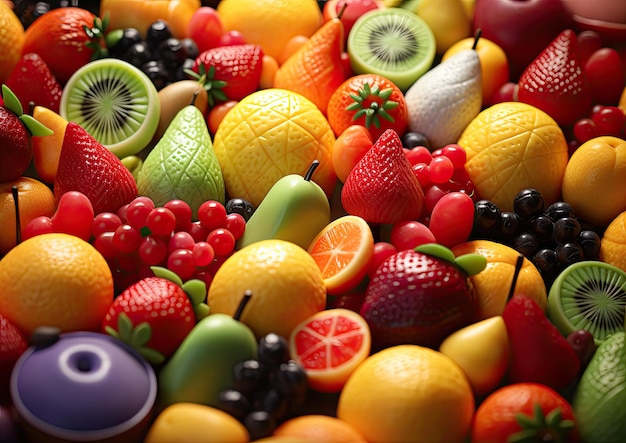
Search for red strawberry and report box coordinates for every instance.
[192,44,264,104]
[54,122,138,214]
[341,129,425,224]
[361,244,482,350]
[5,53,63,113]
[517,29,593,126]
[502,294,581,390]
[102,274,208,364]
[0,314,28,401]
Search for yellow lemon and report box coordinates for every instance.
[337,345,475,443]
[208,239,327,339]
[458,102,568,212]
[217,0,322,60]
[452,239,547,319]
[213,88,336,208]
[562,136,626,228]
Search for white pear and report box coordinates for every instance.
[439,315,509,397]
[404,48,482,149]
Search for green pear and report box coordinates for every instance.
[136,96,225,219]
[157,292,257,410]
[439,316,509,397]
[237,160,331,250]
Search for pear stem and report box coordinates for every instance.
[304,160,320,182]
[472,28,482,50]
[507,254,525,301]
[12,186,21,246]
[233,290,253,321]
[337,2,348,20]
[190,90,199,106]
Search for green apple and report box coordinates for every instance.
[439,316,509,396]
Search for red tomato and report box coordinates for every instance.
[327,73,408,142]
[208,100,238,135]
[471,382,579,443]
[22,7,103,84]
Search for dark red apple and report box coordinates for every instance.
[323,0,382,42]
[473,0,575,80]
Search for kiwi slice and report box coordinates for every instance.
[347,8,436,91]
[547,260,626,345]
[60,58,160,159]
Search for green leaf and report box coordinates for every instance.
[415,243,456,264]
[130,322,153,347]
[20,114,53,137]
[378,109,395,123]
[138,347,165,365]
[2,85,23,116]
[379,88,393,100]
[182,279,207,306]
[455,253,487,276]
[104,325,120,339]
[151,266,184,286]
[117,312,134,340]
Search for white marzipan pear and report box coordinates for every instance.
[404,49,482,149]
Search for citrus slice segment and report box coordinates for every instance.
[307,215,374,296]
[289,308,371,393]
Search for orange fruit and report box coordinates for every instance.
[208,239,327,339]
[561,136,626,228]
[145,403,249,443]
[0,176,56,256]
[213,88,336,208]
[0,233,114,336]
[451,239,547,320]
[599,210,626,272]
[337,344,475,443]
[31,105,68,184]
[274,415,367,442]
[307,215,374,295]
[217,0,322,61]
[458,102,569,212]
[289,308,371,393]
[0,1,24,83]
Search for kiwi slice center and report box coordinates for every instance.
[574,279,626,332]
[369,21,419,68]
[81,78,135,142]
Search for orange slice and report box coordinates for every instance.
[307,215,374,296]
[289,308,371,393]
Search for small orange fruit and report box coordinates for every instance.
[307,215,374,295]
[458,102,569,212]
[451,239,547,320]
[274,415,367,442]
[599,210,626,272]
[0,1,24,83]
[289,308,371,393]
[0,176,56,256]
[0,233,114,336]
[562,136,626,228]
[337,344,475,443]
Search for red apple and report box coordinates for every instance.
[472,0,574,80]
[322,0,382,43]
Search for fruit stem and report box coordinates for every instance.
[12,186,21,246]
[337,2,348,20]
[507,254,524,301]
[472,28,482,50]
[190,90,199,106]
[233,290,253,321]
[304,160,320,182]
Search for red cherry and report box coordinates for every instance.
[585,47,625,106]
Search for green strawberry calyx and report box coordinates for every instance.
[185,64,228,107]
[347,81,399,129]
[1,85,53,137]
[105,313,165,364]
[151,266,210,320]
[414,243,486,276]
[511,403,575,443]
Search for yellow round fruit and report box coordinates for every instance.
[274,415,367,442]
[337,345,475,443]
[144,403,249,443]
[458,102,569,212]
[217,0,322,60]
[0,233,114,336]
[562,136,626,228]
[213,88,336,208]
[451,240,547,320]
[0,0,24,83]
[599,210,626,272]
[207,239,327,339]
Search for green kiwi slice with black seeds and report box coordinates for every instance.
[347,7,436,91]
[547,260,626,345]
[60,58,160,159]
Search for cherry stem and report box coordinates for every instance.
[304,159,320,182]
[507,254,525,301]
[12,186,21,246]
[472,28,482,50]
[233,290,252,321]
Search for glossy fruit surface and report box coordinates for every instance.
[31,105,68,184]
[274,414,367,442]
[337,345,474,443]
[599,210,626,272]
[289,308,371,393]
[0,1,25,84]
[0,233,113,336]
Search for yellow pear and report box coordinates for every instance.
[439,316,510,397]
[417,0,472,53]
